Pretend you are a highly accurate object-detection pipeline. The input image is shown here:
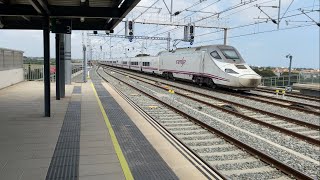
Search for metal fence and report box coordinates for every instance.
[261,74,320,87]
[0,48,23,71]
[24,64,83,82]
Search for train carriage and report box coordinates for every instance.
[101,45,261,90]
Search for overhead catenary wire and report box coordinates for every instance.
[194,6,318,38]
[109,0,289,56]
[117,0,270,46]
[114,0,161,36]
[140,0,222,36]
[196,23,315,44]
[92,0,318,59]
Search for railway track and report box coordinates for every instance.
[103,66,320,145]
[96,66,319,179]
[102,66,319,116]
[231,91,320,114]
[255,87,320,102]
[103,66,319,127]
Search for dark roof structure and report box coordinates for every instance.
[0,0,141,30]
[0,0,141,117]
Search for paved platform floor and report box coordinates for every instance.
[0,81,73,179]
[0,79,207,180]
[0,81,124,180]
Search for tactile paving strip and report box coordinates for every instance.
[73,86,81,94]
[91,71,178,180]
[46,87,81,180]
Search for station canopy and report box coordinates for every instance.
[0,0,141,30]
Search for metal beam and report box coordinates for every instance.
[131,19,227,29]
[29,0,45,14]
[22,16,31,21]
[88,33,171,40]
[49,5,120,18]
[0,4,121,18]
[2,18,117,30]
[36,0,50,14]
[107,0,141,29]
[111,0,121,7]
[0,4,40,16]
[0,0,9,4]
[43,16,50,117]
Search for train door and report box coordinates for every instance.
[200,50,206,74]
[157,56,160,73]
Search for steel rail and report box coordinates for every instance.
[104,65,320,130]
[255,88,320,102]
[241,91,320,111]
[99,67,314,180]
[214,89,320,116]
[96,68,227,180]
[104,67,320,146]
[104,66,319,115]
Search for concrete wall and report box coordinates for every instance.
[0,48,24,89]
[0,68,24,89]
[0,48,23,70]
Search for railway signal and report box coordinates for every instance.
[189,24,195,45]
[184,23,195,45]
[128,21,134,42]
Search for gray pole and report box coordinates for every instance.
[83,45,87,82]
[277,0,281,29]
[288,55,292,87]
[170,0,173,22]
[64,34,72,84]
[60,34,65,98]
[125,19,128,37]
[55,34,60,100]
[110,36,112,58]
[224,28,228,45]
[167,32,170,50]
[109,36,112,59]
[167,0,173,51]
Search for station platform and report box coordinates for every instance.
[0,75,207,179]
[292,83,320,97]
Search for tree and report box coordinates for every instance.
[136,54,150,57]
[252,68,276,77]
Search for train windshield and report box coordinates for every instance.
[217,47,245,63]
[221,49,239,59]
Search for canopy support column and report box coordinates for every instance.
[43,16,50,117]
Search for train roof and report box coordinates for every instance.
[158,44,235,55]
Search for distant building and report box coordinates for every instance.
[299,69,320,79]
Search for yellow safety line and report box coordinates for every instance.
[91,83,134,180]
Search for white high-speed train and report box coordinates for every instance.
[100,45,261,90]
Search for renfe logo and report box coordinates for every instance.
[176,57,186,67]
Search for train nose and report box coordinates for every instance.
[239,75,261,87]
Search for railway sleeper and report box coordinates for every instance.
[220,104,242,113]
[290,103,313,111]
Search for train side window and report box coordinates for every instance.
[143,62,150,66]
[210,51,221,59]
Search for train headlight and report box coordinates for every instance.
[225,69,238,74]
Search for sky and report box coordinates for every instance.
[0,0,319,68]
